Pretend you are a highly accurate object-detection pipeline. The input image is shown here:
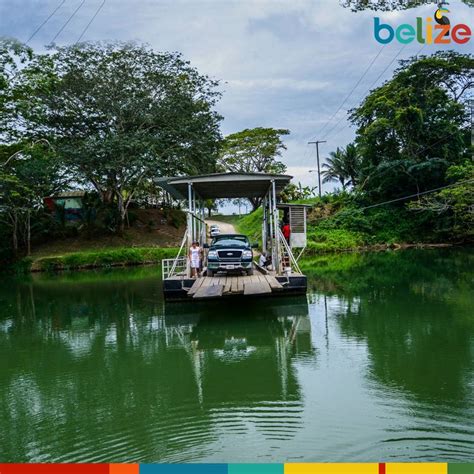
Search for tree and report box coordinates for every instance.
[280,182,317,202]
[322,144,361,190]
[6,41,222,231]
[343,143,361,187]
[217,127,289,210]
[340,0,473,11]
[408,162,474,241]
[0,40,34,144]
[204,199,218,217]
[322,148,349,190]
[0,141,66,256]
[350,51,473,201]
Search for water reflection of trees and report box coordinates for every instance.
[309,249,474,405]
[0,273,314,462]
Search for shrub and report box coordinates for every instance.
[307,228,365,252]
[164,208,186,228]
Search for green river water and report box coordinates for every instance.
[0,248,473,463]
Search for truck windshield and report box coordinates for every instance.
[212,239,249,248]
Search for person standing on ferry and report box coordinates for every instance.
[189,241,202,278]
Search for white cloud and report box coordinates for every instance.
[225,78,330,92]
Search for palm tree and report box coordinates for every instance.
[322,144,361,190]
[343,143,360,187]
[322,147,348,190]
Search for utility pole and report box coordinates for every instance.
[308,140,326,197]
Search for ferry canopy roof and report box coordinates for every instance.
[155,172,292,200]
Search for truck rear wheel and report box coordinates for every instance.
[207,269,214,277]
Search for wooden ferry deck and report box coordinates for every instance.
[189,274,283,298]
[164,272,307,301]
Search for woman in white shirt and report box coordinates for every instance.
[189,241,202,278]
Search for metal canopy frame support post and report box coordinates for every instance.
[186,183,193,277]
[266,188,274,270]
[187,183,194,249]
[199,199,206,245]
[262,196,267,254]
[192,190,197,242]
[272,179,281,275]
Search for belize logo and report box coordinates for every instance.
[374,2,471,44]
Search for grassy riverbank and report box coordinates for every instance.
[231,195,468,253]
[233,207,366,253]
[16,247,179,273]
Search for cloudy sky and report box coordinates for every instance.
[1,0,472,194]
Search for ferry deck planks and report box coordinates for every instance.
[189,274,284,299]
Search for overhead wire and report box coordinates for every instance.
[25,0,67,44]
[322,44,407,141]
[310,178,474,224]
[360,179,474,210]
[50,0,86,44]
[323,43,426,142]
[75,0,106,44]
[309,45,387,142]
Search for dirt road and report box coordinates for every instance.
[205,219,237,235]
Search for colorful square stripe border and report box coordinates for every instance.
[0,463,471,474]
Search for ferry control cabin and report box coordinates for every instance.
[156,172,309,301]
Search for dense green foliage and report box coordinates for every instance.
[350,51,472,201]
[408,162,474,240]
[0,140,68,260]
[235,208,264,245]
[5,42,221,222]
[309,196,433,247]
[280,182,317,202]
[0,40,222,264]
[235,179,471,253]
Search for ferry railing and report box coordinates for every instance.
[162,229,188,280]
[277,228,302,275]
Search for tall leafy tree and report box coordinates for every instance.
[0,142,66,256]
[6,42,222,230]
[0,40,34,144]
[350,51,473,201]
[218,127,289,210]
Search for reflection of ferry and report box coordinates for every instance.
[163,297,314,405]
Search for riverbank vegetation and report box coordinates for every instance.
[1,40,472,269]
[25,247,178,273]
[236,51,473,252]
